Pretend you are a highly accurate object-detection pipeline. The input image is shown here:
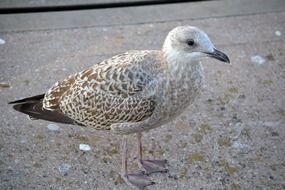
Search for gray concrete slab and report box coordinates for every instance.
[0,1,285,190]
[0,0,285,32]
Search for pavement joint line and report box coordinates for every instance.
[1,9,284,34]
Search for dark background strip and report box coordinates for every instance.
[0,0,210,14]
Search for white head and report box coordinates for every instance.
[163,26,230,64]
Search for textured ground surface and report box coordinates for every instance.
[0,1,285,190]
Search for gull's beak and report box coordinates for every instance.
[204,48,230,63]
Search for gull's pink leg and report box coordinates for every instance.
[137,132,168,175]
[121,135,154,189]
[137,132,143,160]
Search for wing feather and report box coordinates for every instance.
[43,51,159,129]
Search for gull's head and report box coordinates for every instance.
[163,26,230,64]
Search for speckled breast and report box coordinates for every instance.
[154,63,204,124]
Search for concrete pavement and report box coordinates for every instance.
[0,0,284,189]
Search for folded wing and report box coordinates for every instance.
[43,51,158,129]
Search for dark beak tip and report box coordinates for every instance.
[210,48,231,64]
[224,56,231,64]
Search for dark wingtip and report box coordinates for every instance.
[8,94,45,105]
[12,103,22,112]
[8,100,20,104]
[9,94,78,125]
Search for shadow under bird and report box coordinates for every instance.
[9,25,230,189]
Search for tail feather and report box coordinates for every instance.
[9,94,77,125]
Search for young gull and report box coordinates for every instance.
[9,26,230,189]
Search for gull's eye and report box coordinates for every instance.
[187,39,195,46]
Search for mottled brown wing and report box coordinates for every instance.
[43,74,77,111]
[43,52,158,129]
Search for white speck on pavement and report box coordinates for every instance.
[47,123,60,131]
[79,144,91,151]
[275,30,282,36]
[0,38,5,45]
[251,55,265,65]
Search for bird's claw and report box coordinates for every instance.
[138,159,168,175]
[122,173,155,190]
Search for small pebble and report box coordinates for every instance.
[232,141,242,149]
[271,132,279,136]
[232,141,249,149]
[58,163,71,175]
[0,83,10,89]
[0,38,5,45]
[251,55,265,65]
[275,30,282,36]
[47,123,59,131]
[79,144,91,151]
